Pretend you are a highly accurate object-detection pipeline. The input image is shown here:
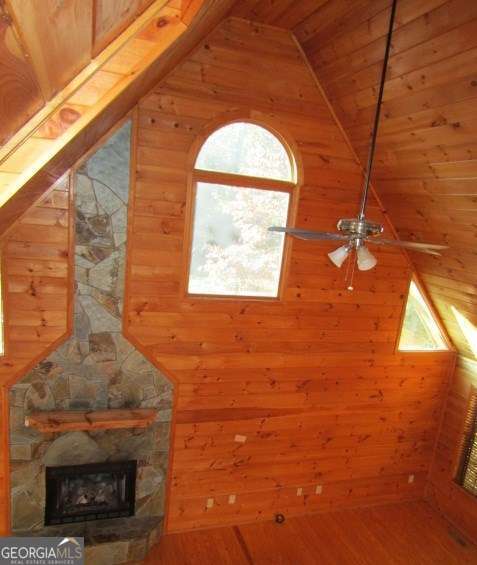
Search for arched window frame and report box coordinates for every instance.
[183,117,301,300]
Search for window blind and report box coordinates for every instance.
[458,388,477,495]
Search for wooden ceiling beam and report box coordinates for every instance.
[6,0,94,101]
[0,0,235,236]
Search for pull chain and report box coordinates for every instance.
[344,248,356,291]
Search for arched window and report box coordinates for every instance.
[187,122,296,298]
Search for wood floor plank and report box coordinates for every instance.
[144,501,477,564]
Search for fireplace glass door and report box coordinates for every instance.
[45,460,137,525]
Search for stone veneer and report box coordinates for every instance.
[9,122,173,559]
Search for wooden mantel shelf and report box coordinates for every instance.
[24,409,157,433]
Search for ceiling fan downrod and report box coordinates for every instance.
[268,0,448,275]
[334,0,398,264]
[357,0,398,223]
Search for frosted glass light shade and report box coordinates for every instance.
[357,245,377,271]
[328,245,350,268]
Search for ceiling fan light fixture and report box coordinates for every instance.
[357,245,377,271]
[328,245,350,268]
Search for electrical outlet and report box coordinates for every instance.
[206,498,214,508]
[315,485,323,495]
[296,487,303,496]
[228,494,236,504]
[408,474,415,484]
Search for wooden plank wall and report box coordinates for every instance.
[286,0,477,541]
[0,174,72,534]
[126,17,454,532]
[427,356,477,543]
[295,0,477,362]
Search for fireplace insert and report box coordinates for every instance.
[45,460,137,525]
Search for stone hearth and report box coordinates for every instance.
[16,516,162,565]
[9,121,173,563]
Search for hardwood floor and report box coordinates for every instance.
[144,501,477,564]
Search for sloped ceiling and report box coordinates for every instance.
[0,0,235,234]
[1,0,160,145]
[1,0,476,359]
[234,0,477,361]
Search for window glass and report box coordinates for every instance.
[195,122,293,181]
[188,182,289,297]
[399,281,447,351]
[451,307,477,358]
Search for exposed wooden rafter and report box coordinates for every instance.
[0,0,235,236]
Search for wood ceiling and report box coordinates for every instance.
[1,0,158,145]
[2,0,475,362]
[236,0,477,363]
[0,0,237,237]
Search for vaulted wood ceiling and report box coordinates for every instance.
[1,0,476,361]
[234,0,477,362]
[1,0,161,145]
[0,0,234,235]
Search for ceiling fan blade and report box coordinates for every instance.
[365,237,448,255]
[269,227,350,242]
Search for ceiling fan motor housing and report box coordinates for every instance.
[337,218,384,239]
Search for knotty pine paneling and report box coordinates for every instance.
[0,3,44,145]
[7,0,93,100]
[0,0,180,145]
[427,356,477,543]
[93,0,154,55]
[290,0,477,541]
[126,17,454,532]
[0,174,72,535]
[297,0,477,361]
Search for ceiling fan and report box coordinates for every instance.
[269,0,447,275]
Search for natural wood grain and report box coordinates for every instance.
[0,3,44,145]
[279,0,477,540]
[7,0,93,100]
[292,0,477,362]
[126,17,455,532]
[93,0,155,55]
[0,388,10,537]
[0,0,235,238]
[25,408,157,432]
[427,356,477,544]
[145,500,477,564]
[0,174,73,535]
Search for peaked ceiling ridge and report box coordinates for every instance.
[284,25,455,352]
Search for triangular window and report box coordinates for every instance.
[399,280,447,351]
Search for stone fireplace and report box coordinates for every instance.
[9,121,173,563]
